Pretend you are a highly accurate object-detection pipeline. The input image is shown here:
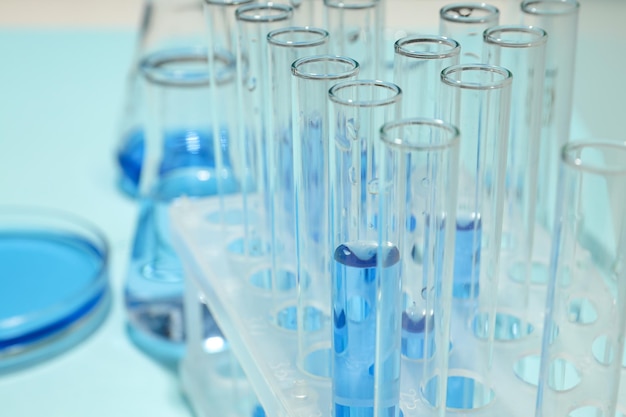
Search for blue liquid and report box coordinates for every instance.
[124,168,227,352]
[0,231,107,350]
[116,128,236,197]
[453,215,481,299]
[401,306,435,360]
[333,241,401,417]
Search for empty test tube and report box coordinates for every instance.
[328,80,402,417]
[379,118,460,414]
[438,64,511,410]
[536,141,626,417]
[291,55,359,377]
[439,2,500,63]
[234,2,294,258]
[521,0,580,232]
[266,27,329,327]
[393,35,460,119]
[323,0,383,79]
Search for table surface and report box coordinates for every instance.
[0,0,624,416]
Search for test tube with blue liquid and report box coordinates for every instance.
[379,118,460,413]
[437,64,511,410]
[291,55,359,378]
[328,80,402,417]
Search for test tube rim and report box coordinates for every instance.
[483,25,548,49]
[394,35,461,60]
[291,55,359,81]
[440,63,512,90]
[439,2,500,24]
[235,2,294,23]
[139,47,211,88]
[323,0,378,10]
[203,0,254,6]
[379,118,460,152]
[521,0,580,16]
[328,79,402,108]
[561,140,626,176]
[267,26,329,48]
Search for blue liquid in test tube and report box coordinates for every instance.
[453,214,481,299]
[333,241,400,417]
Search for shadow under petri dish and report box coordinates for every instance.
[0,207,111,372]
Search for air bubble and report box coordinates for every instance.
[367,178,379,194]
[349,166,357,184]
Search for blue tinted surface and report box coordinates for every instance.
[453,215,481,299]
[333,241,400,417]
[0,231,106,348]
[117,128,234,197]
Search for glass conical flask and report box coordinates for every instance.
[122,0,234,360]
[115,0,212,198]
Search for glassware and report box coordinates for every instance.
[378,118,460,415]
[436,63,512,410]
[521,0,580,232]
[266,27,329,327]
[393,35,460,118]
[328,80,402,417]
[536,140,626,417]
[323,0,383,79]
[231,2,293,262]
[124,47,222,359]
[482,23,547,314]
[115,0,210,198]
[290,55,359,378]
[0,207,111,373]
[203,0,256,227]
[439,2,500,63]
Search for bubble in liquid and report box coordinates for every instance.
[247,76,257,91]
[349,166,357,184]
[346,120,359,141]
[367,178,379,194]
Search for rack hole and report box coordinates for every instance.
[423,374,494,410]
[513,354,540,386]
[472,312,534,341]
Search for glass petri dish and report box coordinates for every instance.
[0,206,111,372]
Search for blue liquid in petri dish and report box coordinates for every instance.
[333,241,401,417]
[0,230,108,361]
[116,128,236,197]
[453,214,481,299]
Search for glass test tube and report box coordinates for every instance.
[438,64,511,410]
[328,80,402,417]
[521,0,580,232]
[291,55,359,378]
[234,2,294,259]
[393,35,460,119]
[116,0,210,198]
[536,140,626,417]
[379,118,460,414]
[125,48,220,355]
[482,25,547,326]
[266,27,330,326]
[323,0,382,79]
[439,3,500,63]
[203,0,256,227]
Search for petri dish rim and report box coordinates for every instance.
[0,206,111,366]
